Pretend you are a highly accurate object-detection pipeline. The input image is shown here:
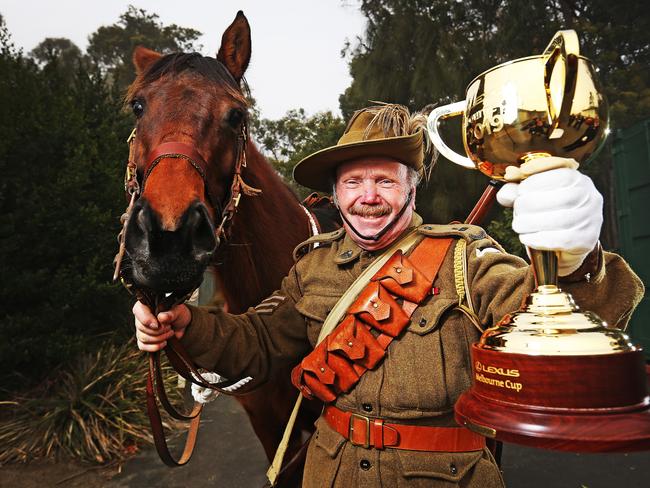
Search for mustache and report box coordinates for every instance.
[347,202,392,218]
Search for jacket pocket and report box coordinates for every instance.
[303,417,346,488]
[408,297,458,335]
[396,449,503,487]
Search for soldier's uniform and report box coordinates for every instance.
[180,215,643,488]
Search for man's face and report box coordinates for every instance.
[335,157,415,250]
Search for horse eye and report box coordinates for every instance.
[131,99,145,118]
[227,108,244,128]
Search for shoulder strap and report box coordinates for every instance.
[452,239,483,333]
[293,227,346,261]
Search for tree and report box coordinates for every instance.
[253,108,346,198]
[86,5,202,90]
[0,26,133,390]
[30,37,85,82]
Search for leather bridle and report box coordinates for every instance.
[112,121,262,467]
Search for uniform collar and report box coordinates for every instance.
[334,213,423,265]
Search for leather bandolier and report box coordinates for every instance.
[291,235,454,403]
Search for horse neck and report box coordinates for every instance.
[215,142,311,313]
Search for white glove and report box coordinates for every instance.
[191,371,224,404]
[497,166,603,276]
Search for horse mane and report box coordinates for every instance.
[125,52,250,107]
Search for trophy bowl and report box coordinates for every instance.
[427,30,608,177]
[428,30,650,452]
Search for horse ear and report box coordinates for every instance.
[133,46,162,75]
[216,11,251,82]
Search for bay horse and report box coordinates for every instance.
[121,11,335,486]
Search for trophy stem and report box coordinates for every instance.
[529,248,559,288]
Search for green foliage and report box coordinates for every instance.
[253,108,346,198]
[86,5,202,91]
[30,38,86,84]
[0,25,133,390]
[0,341,181,464]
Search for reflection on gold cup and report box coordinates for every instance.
[428,30,650,452]
[427,30,608,178]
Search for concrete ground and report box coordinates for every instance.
[104,394,650,488]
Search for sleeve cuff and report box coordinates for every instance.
[559,242,603,283]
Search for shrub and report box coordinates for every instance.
[0,339,182,464]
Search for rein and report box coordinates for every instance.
[112,122,264,467]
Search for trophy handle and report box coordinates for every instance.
[426,101,475,169]
[543,30,580,136]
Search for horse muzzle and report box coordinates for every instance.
[123,198,217,292]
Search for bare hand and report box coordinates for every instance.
[133,301,192,352]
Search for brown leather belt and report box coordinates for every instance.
[324,405,485,452]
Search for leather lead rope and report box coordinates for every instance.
[140,291,249,467]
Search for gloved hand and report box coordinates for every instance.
[497,162,603,276]
[191,371,224,404]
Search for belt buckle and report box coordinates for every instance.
[349,413,371,448]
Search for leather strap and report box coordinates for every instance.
[139,291,247,467]
[323,405,486,452]
[146,352,202,466]
[295,235,454,402]
[316,229,422,344]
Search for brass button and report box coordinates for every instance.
[360,459,371,470]
[395,267,402,273]
[362,403,373,412]
[348,341,353,347]
[450,463,458,475]
[320,367,325,373]
[419,318,427,327]
[372,302,378,308]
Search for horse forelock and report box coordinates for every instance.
[125,52,249,108]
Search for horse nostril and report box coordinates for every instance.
[185,201,217,259]
[134,202,156,233]
[125,202,155,256]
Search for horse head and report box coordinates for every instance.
[122,12,253,294]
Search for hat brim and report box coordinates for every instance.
[293,131,423,192]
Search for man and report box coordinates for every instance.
[133,104,643,487]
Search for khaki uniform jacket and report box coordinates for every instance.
[181,218,644,488]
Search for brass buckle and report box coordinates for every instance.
[349,413,371,448]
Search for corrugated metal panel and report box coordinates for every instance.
[613,119,650,359]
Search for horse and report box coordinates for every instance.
[120,11,336,486]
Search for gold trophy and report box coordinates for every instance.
[427,30,650,451]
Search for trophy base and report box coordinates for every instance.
[454,345,650,452]
[455,389,650,452]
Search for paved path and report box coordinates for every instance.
[108,395,267,488]
[109,395,650,488]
